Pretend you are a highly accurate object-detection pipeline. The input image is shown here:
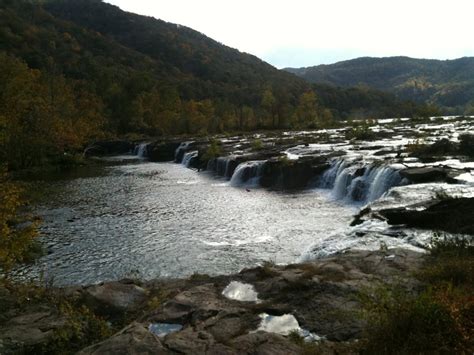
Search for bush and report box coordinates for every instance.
[360,234,474,353]
[345,124,376,140]
[0,167,39,273]
[201,139,222,161]
[251,138,264,150]
[360,285,466,354]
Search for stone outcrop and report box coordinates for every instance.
[378,197,474,235]
[0,249,425,354]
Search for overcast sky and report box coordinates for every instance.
[105,0,474,68]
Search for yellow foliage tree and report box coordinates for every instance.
[0,168,38,273]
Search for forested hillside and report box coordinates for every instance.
[0,0,438,169]
[285,56,474,114]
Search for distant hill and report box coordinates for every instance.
[285,56,474,114]
[0,0,438,139]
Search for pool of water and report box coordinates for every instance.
[15,161,357,286]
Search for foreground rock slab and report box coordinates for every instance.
[0,249,425,354]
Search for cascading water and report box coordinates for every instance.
[134,143,149,158]
[207,156,236,179]
[182,151,199,168]
[175,142,194,163]
[317,159,404,203]
[319,160,347,189]
[230,161,266,187]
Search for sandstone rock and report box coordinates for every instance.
[78,322,168,355]
[83,281,147,315]
[0,309,66,350]
[379,197,474,234]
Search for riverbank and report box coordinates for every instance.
[1,240,472,354]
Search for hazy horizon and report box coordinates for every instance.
[105,0,474,68]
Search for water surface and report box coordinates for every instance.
[16,161,356,286]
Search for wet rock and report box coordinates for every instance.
[77,322,168,355]
[148,142,181,162]
[84,140,134,157]
[379,197,474,234]
[83,280,147,315]
[260,156,329,190]
[399,167,447,183]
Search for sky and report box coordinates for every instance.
[105,0,474,68]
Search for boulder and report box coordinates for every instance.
[83,281,147,316]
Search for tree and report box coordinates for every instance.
[261,87,277,128]
[293,91,319,128]
[0,167,38,273]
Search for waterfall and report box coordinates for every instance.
[230,161,266,187]
[134,143,149,158]
[319,160,347,188]
[317,159,404,203]
[207,156,236,179]
[182,151,199,168]
[175,141,194,163]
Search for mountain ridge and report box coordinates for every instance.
[284,56,474,113]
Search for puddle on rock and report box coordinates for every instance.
[222,281,260,302]
[256,313,323,342]
[148,323,183,337]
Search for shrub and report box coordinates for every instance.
[251,138,264,150]
[360,234,474,353]
[0,167,39,273]
[201,139,222,161]
[345,124,376,141]
[360,285,465,354]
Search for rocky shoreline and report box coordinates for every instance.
[1,248,425,354]
[3,117,472,353]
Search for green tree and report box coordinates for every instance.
[293,91,319,128]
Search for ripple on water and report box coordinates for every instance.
[13,160,449,286]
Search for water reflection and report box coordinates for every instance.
[15,161,355,286]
